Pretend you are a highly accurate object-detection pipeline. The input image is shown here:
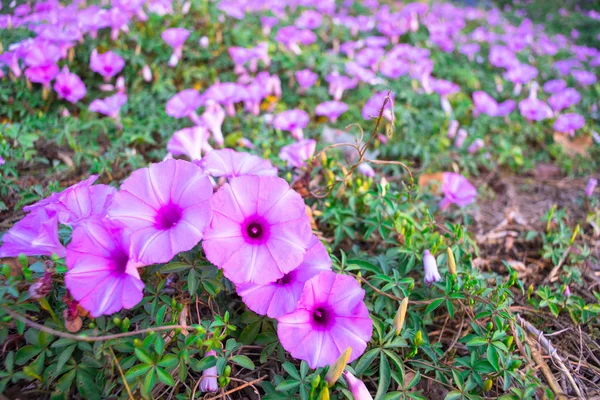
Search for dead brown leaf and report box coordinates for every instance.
[553,133,592,157]
[418,172,444,194]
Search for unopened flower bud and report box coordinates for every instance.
[447,247,456,275]
[414,330,423,347]
[343,371,373,400]
[325,347,351,386]
[483,378,493,392]
[393,297,409,335]
[585,178,597,197]
[564,285,571,297]
[423,250,441,285]
[454,129,468,148]
[200,350,218,392]
[447,120,459,139]
[467,138,485,154]
[142,65,152,82]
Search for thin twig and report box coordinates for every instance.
[109,347,135,400]
[2,307,189,342]
[205,375,268,400]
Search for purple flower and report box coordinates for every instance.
[364,36,389,48]
[295,10,322,30]
[448,120,459,139]
[54,67,86,103]
[162,28,190,67]
[423,250,441,285]
[205,82,245,116]
[440,172,477,209]
[315,101,348,123]
[50,183,116,227]
[518,98,552,121]
[548,88,581,112]
[89,93,127,119]
[572,70,597,86]
[0,208,66,258]
[553,113,585,136]
[585,178,597,197]
[326,73,358,100]
[279,139,316,168]
[90,49,125,79]
[467,139,485,154]
[65,220,145,317]
[237,236,331,318]
[455,129,468,149]
[343,371,372,400]
[379,57,410,79]
[25,64,59,87]
[107,159,213,265]
[503,63,538,85]
[273,110,310,140]
[202,176,312,285]
[362,91,394,122]
[201,149,277,178]
[355,47,385,70]
[459,43,480,60]
[166,89,203,125]
[543,79,567,94]
[489,45,518,69]
[167,126,213,161]
[296,69,318,92]
[200,350,218,392]
[277,271,372,369]
[472,91,514,117]
[24,41,61,67]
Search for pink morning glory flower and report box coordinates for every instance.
[167,126,213,161]
[585,178,598,197]
[423,249,441,285]
[90,49,125,79]
[548,88,581,112]
[295,69,318,93]
[0,208,66,258]
[25,64,59,87]
[161,28,190,67]
[543,79,567,94]
[273,110,310,140]
[236,235,331,318]
[362,91,394,122]
[343,371,372,400]
[553,113,585,136]
[202,175,312,285]
[279,139,316,168]
[166,89,203,125]
[295,10,322,30]
[379,57,410,79]
[315,101,348,123]
[440,172,477,209]
[277,271,373,369]
[51,183,116,227]
[201,149,277,179]
[572,70,597,86]
[65,220,145,317]
[89,93,127,121]
[107,159,213,265]
[202,100,226,145]
[200,350,218,392]
[54,66,87,104]
[472,91,514,117]
[518,98,552,121]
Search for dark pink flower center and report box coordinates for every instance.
[241,216,270,244]
[62,86,71,96]
[112,249,130,274]
[276,273,293,285]
[312,306,334,329]
[155,204,182,229]
[104,65,112,74]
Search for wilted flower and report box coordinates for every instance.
[107,159,213,264]
[203,175,312,284]
[201,149,278,178]
[440,172,477,209]
[167,126,213,161]
[423,250,441,285]
[162,28,190,67]
[54,66,86,103]
[90,49,125,79]
[200,350,218,392]
[65,220,145,317]
[393,297,409,335]
[553,113,585,136]
[585,178,597,197]
[273,110,310,140]
[343,371,373,400]
[279,139,316,168]
[236,236,331,318]
[277,271,372,369]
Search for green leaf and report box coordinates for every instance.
[155,305,167,326]
[188,269,199,297]
[425,298,445,315]
[466,337,488,347]
[125,364,153,382]
[190,355,216,372]
[157,354,178,369]
[15,345,42,365]
[375,355,391,400]
[156,367,175,386]
[141,368,156,399]
[160,262,191,273]
[231,355,255,370]
[445,391,463,400]
[55,344,76,375]
[275,380,301,392]
[354,348,379,375]
[239,321,261,344]
[155,335,165,355]
[135,348,154,365]
[282,362,300,380]
[487,345,500,371]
